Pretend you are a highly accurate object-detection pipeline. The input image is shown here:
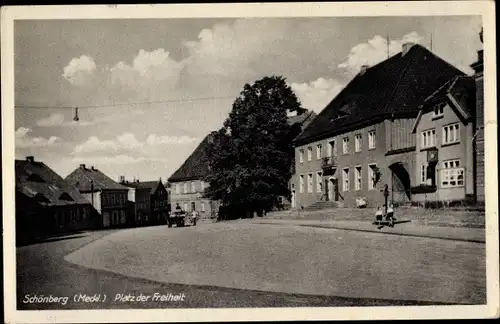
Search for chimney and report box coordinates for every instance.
[91,166,97,171]
[402,42,415,56]
[359,65,369,75]
[79,164,86,169]
[119,175,125,183]
[26,156,34,163]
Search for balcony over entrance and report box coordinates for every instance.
[321,156,337,175]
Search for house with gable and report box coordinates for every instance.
[15,156,95,244]
[410,75,476,204]
[292,42,468,209]
[65,164,130,228]
[168,133,219,219]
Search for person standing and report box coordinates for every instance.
[191,209,198,226]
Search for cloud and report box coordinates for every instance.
[70,155,145,166]
[146,134,198,145]
[16,127,63,149]
[62,55,97,86]
[36,113,92,127]
[291,78,345,113]
[73,132,199,156]
[338,32,424,74]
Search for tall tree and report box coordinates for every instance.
[205,76,304,219]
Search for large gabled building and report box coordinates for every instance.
[292,42,474,209]
[65,164,130,228]
[15,156,95,244]
[168,133,218,219]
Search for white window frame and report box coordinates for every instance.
[201,202,206,212]
[183,202,188,211]
[441,159,464,188]
[421,128,436,149]
[368,163,377,190]
[342,167,350,192]
[307,173,313,193]
[316,144,322,160]
[299,149,304,163]
[184,183,188,194]
[176,184,180,194]
[433,102,445,117]
[342,137,349,154]
[354,165,362,191]
[355,134,362,153]
[307,147,313,161]
[191,181,196,193]
[442,123,460,145]
[200,181,205,192]
[327,139,336,157]
[299,174,304,193]
[368,131,376,149]
[316,171,323,193]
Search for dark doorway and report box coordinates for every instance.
[389,162,411,205]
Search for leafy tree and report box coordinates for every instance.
[204,76,304,220]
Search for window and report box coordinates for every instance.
[307,147,313,161]
[434,102,445,117]
[120,210,126,224]
[342,137,349,154]
[421,129,436,148]
[441,159,464,188]
[355,166,362,191]
[342,168,350,191]
[420,165,427,184]
[176,184,180,194]
[183,202,188,211]
[307,173,313,193]
[200,181,205,192]
[299,175,304,193]
[201,202,206,212]
[368,164,377,190]
[316,144,322,159]
[368,131,376,149]
[316,171,323,193]
[191,202,196,211]
[299,149,304,163]
[355,134,362,152]
[111,194,115,205]
[191,181,196,193]
[443,123,460,145]
[184,183,188,194]
[327,139,336,157]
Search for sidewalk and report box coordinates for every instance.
[252,218,485,243]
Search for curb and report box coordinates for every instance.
[254,222,485,244]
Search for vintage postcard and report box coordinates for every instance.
[2,1,499,323]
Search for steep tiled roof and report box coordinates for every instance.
[65,165,129,192]
[15,159,90,206]
[287,110,317,127]
[122,180,162,194]
[168,134,212,183]
[294,44,466,145]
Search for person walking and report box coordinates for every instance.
[387,203,395,227]
[191,209,198,226]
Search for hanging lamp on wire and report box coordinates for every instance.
[73,107,79,122]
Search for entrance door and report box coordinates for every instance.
[389,163,411,205]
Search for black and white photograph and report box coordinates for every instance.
[2,2,499,323]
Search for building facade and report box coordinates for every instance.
[411,76,476,204]
[15,156,95,244]
[292,43,471,209]
[65,164,130,228]
[168,134,219,219]
[121,178,170,226]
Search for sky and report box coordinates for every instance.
[14,16,483,182]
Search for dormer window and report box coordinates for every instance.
[433,102,445,118]
[59,192,74,201]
